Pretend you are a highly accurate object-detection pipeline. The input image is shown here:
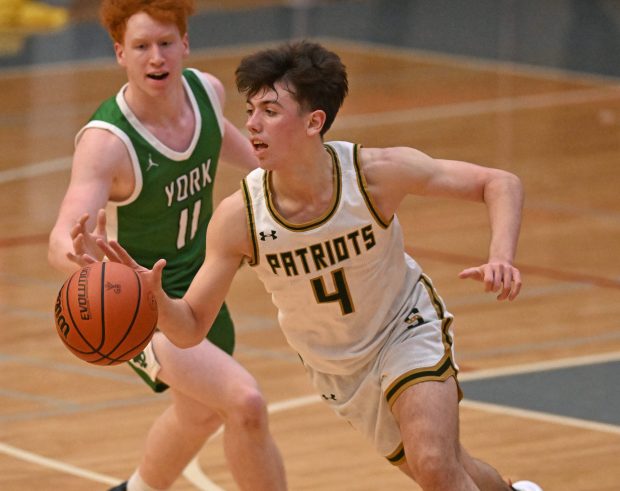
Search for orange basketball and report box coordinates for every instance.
[54,261,158,365]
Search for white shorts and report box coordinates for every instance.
[304,274,460,465]
[127,338,164,391]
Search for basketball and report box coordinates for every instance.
[53,261,158,366]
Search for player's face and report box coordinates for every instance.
[245,83,315,169]
[114,11,189,95]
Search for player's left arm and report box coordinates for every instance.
[202,72,258,172]
[361,146,524,300]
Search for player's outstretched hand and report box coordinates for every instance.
[458,261,522,301]
[94,239,166,298]
[66,209,108,267]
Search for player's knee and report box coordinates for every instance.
[226,386,269,433]
[409,447,458,488]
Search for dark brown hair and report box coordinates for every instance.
[235,41,348,136]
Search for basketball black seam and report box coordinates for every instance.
[102,269,144,364]
[63,268,100,355]
[98,261,106,351]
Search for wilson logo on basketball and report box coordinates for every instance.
[105,282,121,294]
[54,290,71,338]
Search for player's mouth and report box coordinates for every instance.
[147,72,169,81]
[252,139,268,151]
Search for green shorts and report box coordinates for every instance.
[128,303,235,392]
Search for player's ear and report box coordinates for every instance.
[182,32,190,57]
[114,42,126,67]
[307,109,326,136]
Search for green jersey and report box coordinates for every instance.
[78,68,221,297]
[76,69,234,375]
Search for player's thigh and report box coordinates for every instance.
[168,387,225,430]
[391,376,460,450]
[153,332,259,407]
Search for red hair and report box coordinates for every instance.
[99,0,195,43]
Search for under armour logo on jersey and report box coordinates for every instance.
[146,154,159,171]
[259,230,278,241]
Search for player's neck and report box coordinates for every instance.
[269,146,335,223]
[123,81,189,126]
[122,82,195,151]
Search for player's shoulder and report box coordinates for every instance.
[76,124,126,153]
[73,125,133,179]
[186,68,225,101]
[358,146,434,189]
[360,146,430,164]
[214,190,247,222]
[209,191,251,252]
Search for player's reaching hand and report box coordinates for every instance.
[93,239,167,302]
[91,238,207,349]
[458,260,522,301]
[67,209,108,267]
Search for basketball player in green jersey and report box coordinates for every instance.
[83,41,543,491]
[48,1,286,491]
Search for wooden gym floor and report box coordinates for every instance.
[1,1,619,490]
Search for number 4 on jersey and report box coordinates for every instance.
[311,268,354,315]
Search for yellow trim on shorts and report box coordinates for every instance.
[419,274,455,355]
[383,273,463,465]
[384,353,459,409]
[386,442,406,466]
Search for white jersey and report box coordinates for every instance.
[242,141,423,374]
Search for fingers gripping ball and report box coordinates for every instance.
[54,262,158,365]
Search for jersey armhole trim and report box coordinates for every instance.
[76,121,143,206]
[241,178,259,266]
[352,143,392,229]
[186,68,225,137]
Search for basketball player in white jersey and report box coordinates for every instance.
[77,41,542,491]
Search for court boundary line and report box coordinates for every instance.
[2,32,619,85]
[461,400,620,436]
[458,351,620,381]
[334,85,620,131]
[326,37,620,86]
[0,442,120,486]
[2,84,619,186]
[2,363,618,491]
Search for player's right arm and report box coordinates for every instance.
[48,128,133,275]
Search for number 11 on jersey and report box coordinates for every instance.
[177,199,202,249]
